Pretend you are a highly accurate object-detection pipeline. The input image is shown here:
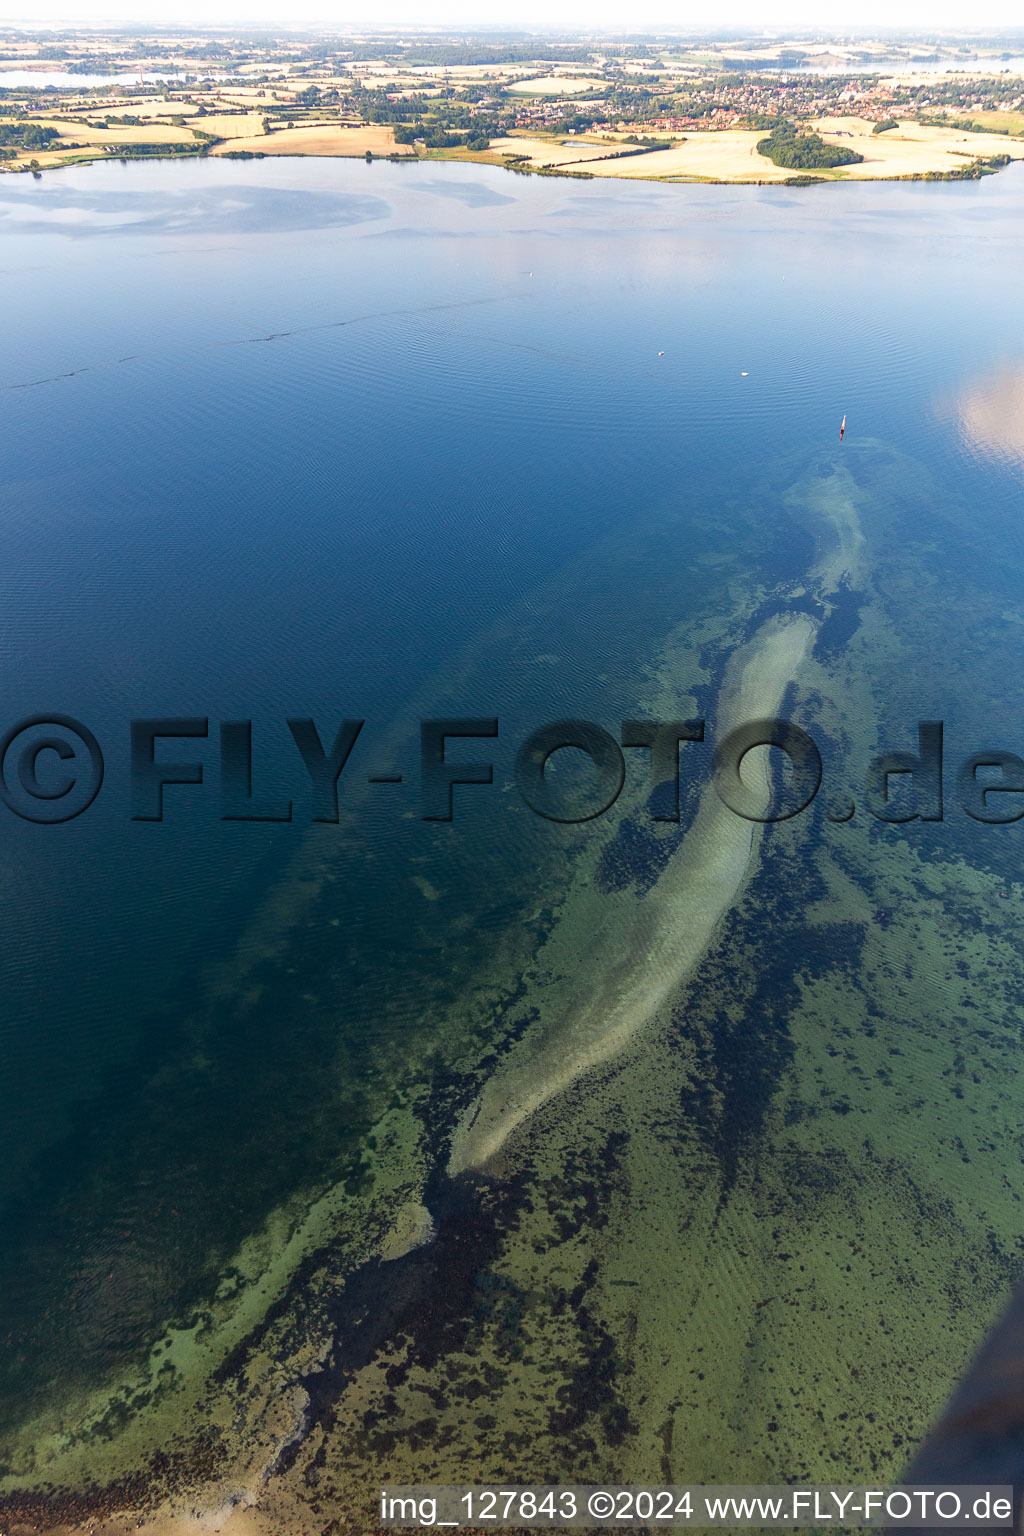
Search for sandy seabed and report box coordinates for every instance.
[10,452,1024,1535]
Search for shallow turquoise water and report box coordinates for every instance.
[2,154,1024,1460]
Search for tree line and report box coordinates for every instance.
[757,121,863,169]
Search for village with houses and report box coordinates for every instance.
[2,27,1024,182]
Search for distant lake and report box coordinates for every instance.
[3,154,1024,1520]
[0,68,231,88]
[778,52,1024,74]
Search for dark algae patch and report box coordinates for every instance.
[815,577,865,659]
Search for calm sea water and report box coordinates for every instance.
[2,154,1024,1468]
[782,54,1024,74]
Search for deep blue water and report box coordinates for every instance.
[3,153,1024,1446]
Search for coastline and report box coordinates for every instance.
[7,99,1024,1526]
[5,115,1024,184]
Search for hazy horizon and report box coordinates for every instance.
[6,9,1024,38]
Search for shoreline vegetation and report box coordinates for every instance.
[756,119,865,168]
[3,26,1024,184]
[5,123,1020,186]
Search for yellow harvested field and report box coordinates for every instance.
[358,71,439,89]
[942,108,1024,134]
[504,74,608,96]
[82,101,203,118]
[806,116,1024,177]
[587,132,793,180]
[212,87,278,100]
[12,117,196,146]
[490,118,1024,182]
[210,123,414,157]
[7,149,69,168]
[488,134,636,167]
[407,62,533,79]
[188,111,266,139]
